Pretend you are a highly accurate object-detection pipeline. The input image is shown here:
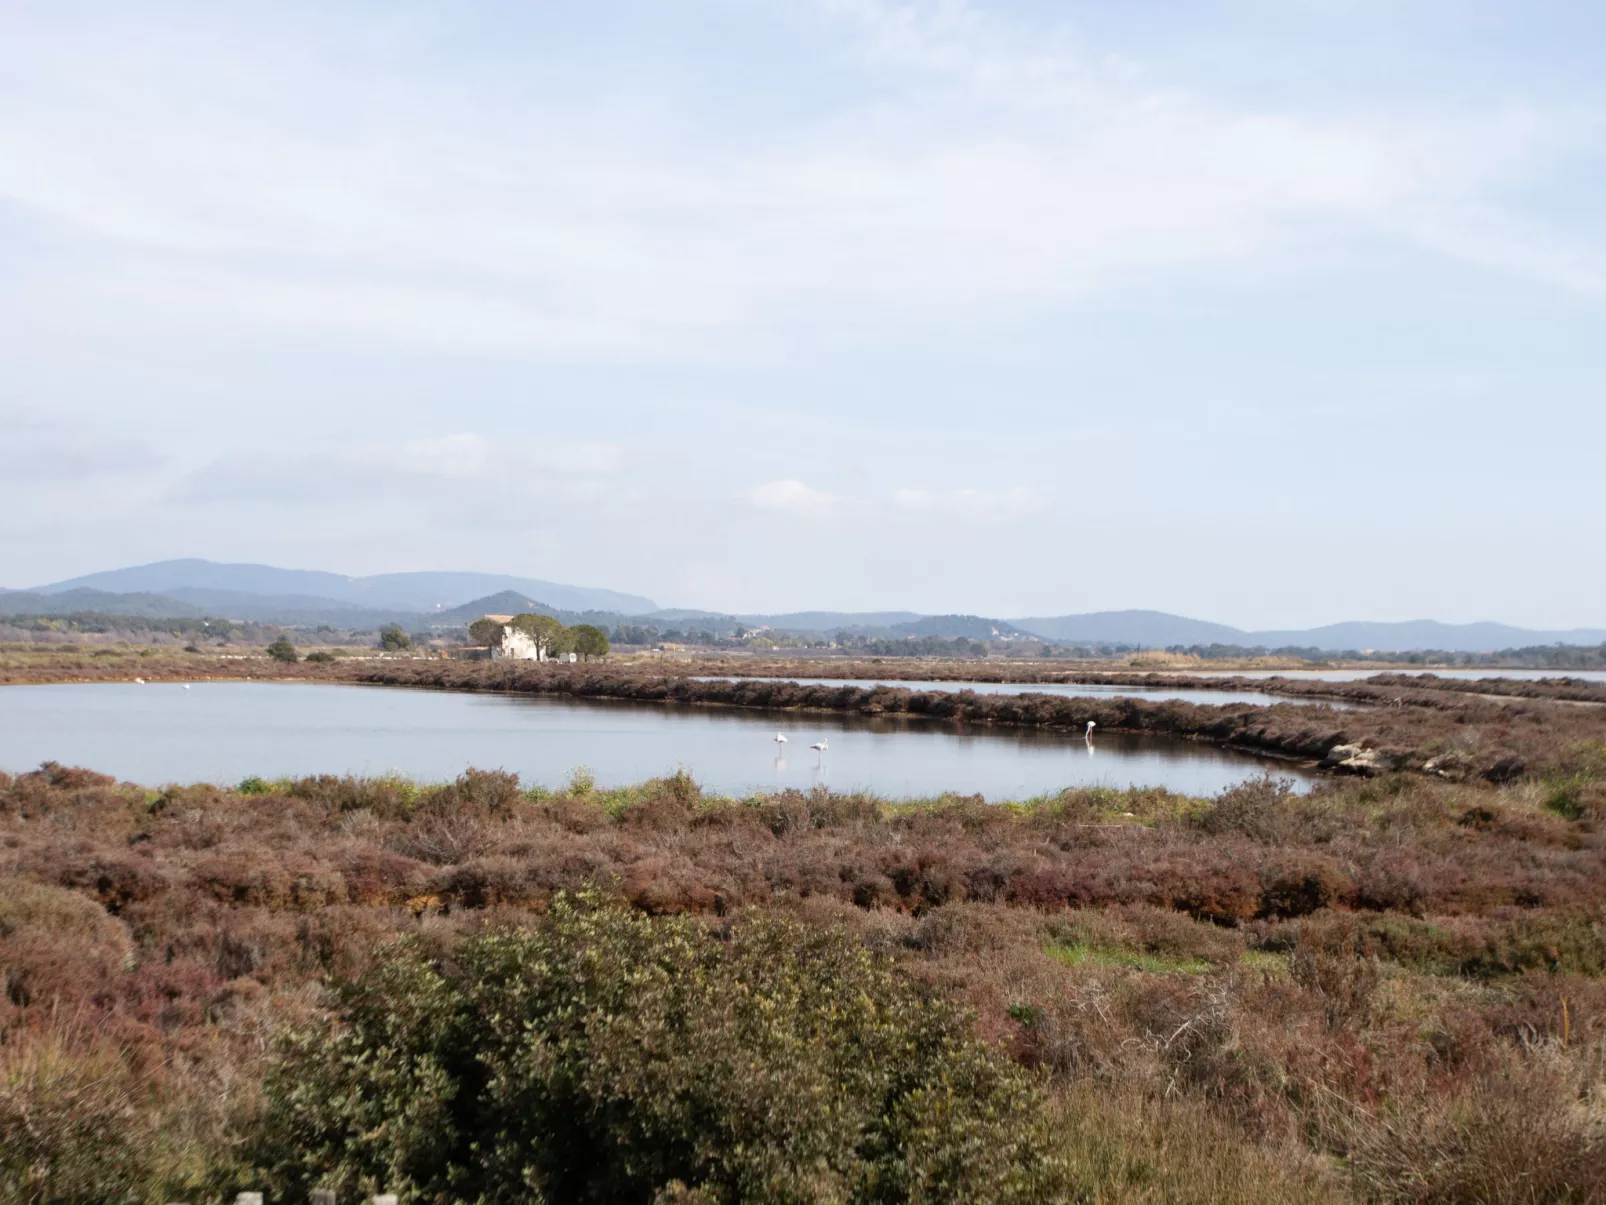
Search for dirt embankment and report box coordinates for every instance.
[0,647,394,686]
[1358,671,1606,706]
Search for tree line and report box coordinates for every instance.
[469,612,610,660]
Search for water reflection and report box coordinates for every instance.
[0,682,1313,800]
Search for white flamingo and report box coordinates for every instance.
[1085,720,1096,740]
[134,677,145,685]
[774,733,788,748]
[809,738,829,765]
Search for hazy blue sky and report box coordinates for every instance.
[3,0,1603,626]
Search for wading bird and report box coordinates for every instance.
[1085,720,1096,739]
[809,738,829,765]
[774,733,788,747]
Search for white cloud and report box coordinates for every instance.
[171,432,625,512]
[393,433,493,479]
[380,434,624,480]
[747,479,838,516]
[892,486,1043,520]
[0,0,1593,365]
[0,424,163,483]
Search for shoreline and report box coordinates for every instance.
[5,651,1604,780]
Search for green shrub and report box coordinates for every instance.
[572,623,610,660]
[265,637,297,663]
[377,625,412,651]
[1542,741,1606,819]
[303,650,337,664]
[252,896,1067,1203]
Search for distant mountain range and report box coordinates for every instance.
[430,590,636,627]
[0,589,212,619]
[1016,610,1243,647]
[4,559,1604,653]
[1010,611,1606,654]
[31,559,657,616]
[1246,620,1606,654]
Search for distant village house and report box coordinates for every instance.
[468,614,580,662]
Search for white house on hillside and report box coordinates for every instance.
[484,614,580,663]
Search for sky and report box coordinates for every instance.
[3,0,1604,627]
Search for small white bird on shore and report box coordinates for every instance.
[134,678,145,685]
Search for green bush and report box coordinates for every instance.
[265,637,297,663]
[1539,742,1606,820]
[304,650,337,664]
[377,624,413,651]
[572,623,611,660]
[252,896,1067,1203]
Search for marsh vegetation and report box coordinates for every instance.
[1,752,1603,1202]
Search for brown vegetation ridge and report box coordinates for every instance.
[677,655,1606,707]
[0,644,381,686]
[2,762,1603,1200]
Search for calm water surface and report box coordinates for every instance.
[693,676,1354,708]
[0,682,1310,799]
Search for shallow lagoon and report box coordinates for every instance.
[0,682,1311,799]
